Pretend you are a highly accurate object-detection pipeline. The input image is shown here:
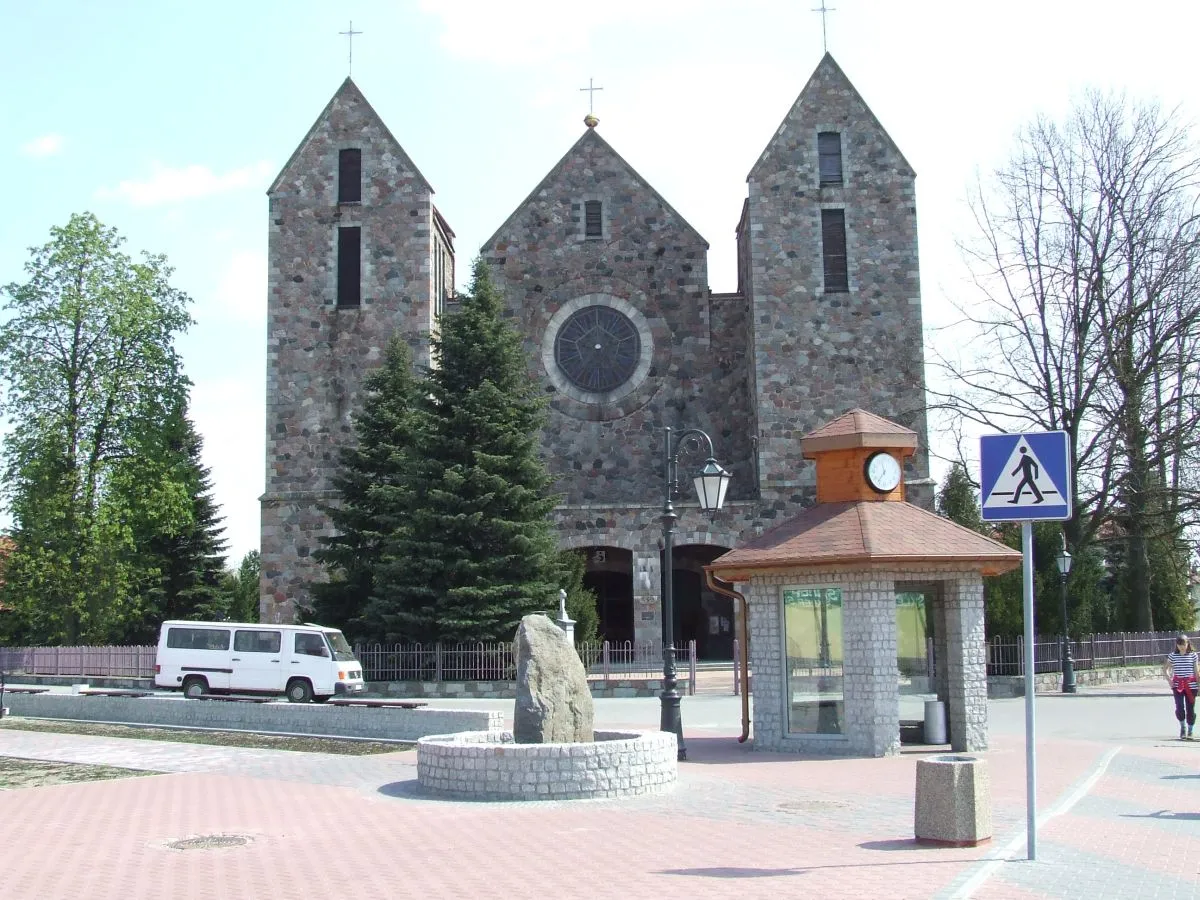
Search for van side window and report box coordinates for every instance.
[295,633,329,657]
[166,627,230,651]
[234,630,282,653]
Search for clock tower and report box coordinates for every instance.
[800,408,917,504]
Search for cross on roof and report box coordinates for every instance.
[339,20,363,76]
[580,77,604,115]
[811,2,836,53]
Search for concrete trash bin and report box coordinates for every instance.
[914,755,991,847]
[923,700,947,744]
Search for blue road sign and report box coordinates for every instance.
[980,431,1072,522]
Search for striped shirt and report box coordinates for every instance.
[1167,651,1198,680]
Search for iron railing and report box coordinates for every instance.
[354,639,698,693]
[9,630,1185,686]
[985,630,1195,676]
[0,639,699,694]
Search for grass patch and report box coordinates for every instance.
[0,756,152,790]
[0,718,413,755]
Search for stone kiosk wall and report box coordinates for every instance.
[747,565,987,757]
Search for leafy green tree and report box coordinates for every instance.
[362,259,561,643]
[937,94,1200,632]
[0,213,192,643]
[311,338,420,639]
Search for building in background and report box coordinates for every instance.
[261,54,933,655]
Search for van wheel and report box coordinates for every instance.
[286,679,313,703]
[182,676,208,699]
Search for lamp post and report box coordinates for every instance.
[1055,537,1077,694]
[660,426,732,761]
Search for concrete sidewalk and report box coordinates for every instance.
[0,695,1197,899]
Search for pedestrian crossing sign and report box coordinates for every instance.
[979,431,1072,522]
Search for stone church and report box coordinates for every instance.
[260,53,933,656]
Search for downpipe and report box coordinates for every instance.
[705,569,750,743]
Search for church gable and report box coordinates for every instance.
[483,126,708,252]
[268,77,433,201]
[748,53,913,185]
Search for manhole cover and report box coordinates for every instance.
[168,834,250,851]
[776,799,850,813]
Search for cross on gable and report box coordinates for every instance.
[580,77,604,115]
[339,21,363,76]
[811,2,836,52]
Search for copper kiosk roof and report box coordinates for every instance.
[708,409,1021,580]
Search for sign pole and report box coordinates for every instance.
[980,429,1070,863]
[1021,520,1037,860]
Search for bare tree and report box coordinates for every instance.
[933,92,1200,629]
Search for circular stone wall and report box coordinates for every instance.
[416,730,677,801]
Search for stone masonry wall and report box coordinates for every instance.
[745,55,931,509]
[416,730,678,801]
[483,127,755,508]
[261,79,438,623]
[746,564,990,757]
[945,574,988,751]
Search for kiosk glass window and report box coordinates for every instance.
[782,587,844,734]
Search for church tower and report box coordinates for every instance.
[260,78,455,623]
[739,54,931,506]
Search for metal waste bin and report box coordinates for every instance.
[924,699,947,744]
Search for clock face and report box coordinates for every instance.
[865,452,902,493]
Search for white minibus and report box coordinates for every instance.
[154,621,366,702]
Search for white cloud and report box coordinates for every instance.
[21,133,64,157]
[95,160,273,207]
[205,250,266,325]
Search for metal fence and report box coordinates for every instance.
[354,639,697,693]
[0,639,698,692]
[12,630,1184,685]
[986,630,1195,676]
[0,645,156,678]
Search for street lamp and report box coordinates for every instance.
[1055,536,1077,694]
[660,426,732,761]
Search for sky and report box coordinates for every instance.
[2,0,1199,565]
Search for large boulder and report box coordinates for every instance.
[513,614,594,743]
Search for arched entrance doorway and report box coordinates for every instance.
[580,546,634,645]
[662,544,734,660]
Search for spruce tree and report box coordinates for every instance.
[364,259,561,644]
[312,337,420,637]
[111,402,228,641]
[936,463,985,532]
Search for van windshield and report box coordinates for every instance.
[323,630,357,662]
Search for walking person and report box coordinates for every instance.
[1008,447,1045,505]
[1163,635,1198,740]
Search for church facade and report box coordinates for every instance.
[260,54,933,655]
